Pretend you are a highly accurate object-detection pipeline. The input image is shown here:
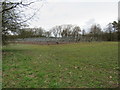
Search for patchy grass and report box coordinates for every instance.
[2,42,119,88]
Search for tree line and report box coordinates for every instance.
[6,22,120,42]
[1,1,120,45]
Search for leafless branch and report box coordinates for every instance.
[0,2,21,13]
[20,2,34,6]
[18,2,44,24]
[0,1,36,13]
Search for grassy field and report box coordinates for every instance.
[2,42,119,88]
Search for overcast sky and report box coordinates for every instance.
[23,0,119,31]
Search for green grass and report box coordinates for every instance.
[2,42,119,88]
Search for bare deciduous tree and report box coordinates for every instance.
[1,0,44,45]
[90,24,102,41]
